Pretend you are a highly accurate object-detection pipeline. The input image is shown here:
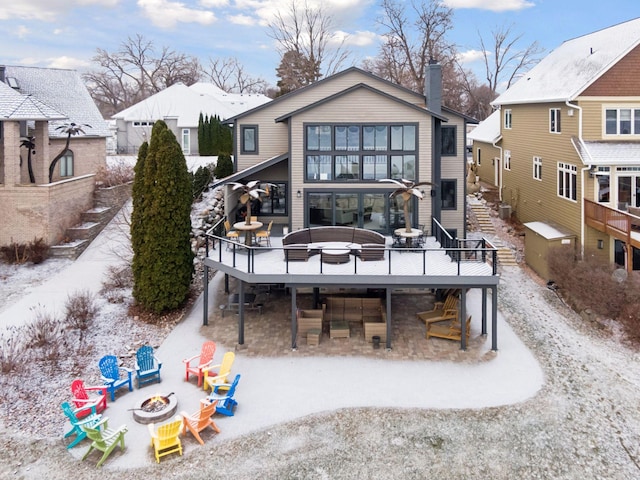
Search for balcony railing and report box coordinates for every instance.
[584,199,640,248]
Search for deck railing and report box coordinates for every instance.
[584,199,640,248]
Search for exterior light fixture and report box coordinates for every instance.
[597,239,604,249]
[297,190,302,198]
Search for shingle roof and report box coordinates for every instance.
[5,65,110,138]
[0,81,66,120]
[572,137,640,166]
[112,83,271,126]
[493,17,640,105]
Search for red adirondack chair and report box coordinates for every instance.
[70,379,107,418]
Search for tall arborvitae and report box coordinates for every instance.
[132,120,194,313]
[130,141,148,302]
[197,112,205,155]
[211,115,220,155]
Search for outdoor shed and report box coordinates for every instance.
[524,222,576,281]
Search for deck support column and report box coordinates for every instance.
[385,288,392,349]
[313,287,320,309]
[238,281,245,345]
[291,288,298,349]
[481,288,487,335]
[460,288,467,351]
[203,264,209,326]
[491,285,498,351]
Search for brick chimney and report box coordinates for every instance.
[425,59,442,115]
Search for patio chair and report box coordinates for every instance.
[224,220,239,249]
[81,420,128,468]
[134,345,162,388]
[416,294,459,324]
[255,220,273,246]
[206,374,241,417]
[183,340,216,387]
[180,400,220,445]
[203,351,235,392]
[426,315,472,342]
[70,379,107,418]
[98,355,133,402]
[148,416,183,463]
[61,401,105,449]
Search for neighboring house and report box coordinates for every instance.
[476,18,640,274]
[112,83,271,155]
[0,65,109,247]
[220,66,473,238]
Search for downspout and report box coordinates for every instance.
[567,100,588,258]
[492,138,503,202]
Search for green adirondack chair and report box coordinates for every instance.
[81,420,128,467]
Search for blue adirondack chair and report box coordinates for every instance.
[206,374,240,416]
[61,401,105,449]
[134,345,162,388]
[98,355,133,402]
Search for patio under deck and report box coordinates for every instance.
[202,230,501,351]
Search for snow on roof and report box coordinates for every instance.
[524,222,575,240]
[467,110,501,143]
[493,17,640,106]
[112,83,271,127]
[0,81,66,120]
[573,138,640,166]
[5,65,110,138]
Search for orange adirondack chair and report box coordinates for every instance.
[180,400,220,445]
[70,379,107,418]
[183,340,216,387]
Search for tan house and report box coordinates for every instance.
[475,18,640,274]
[220,66,473,239]
[0,66,110,247]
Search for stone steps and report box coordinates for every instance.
[467,197,517,267]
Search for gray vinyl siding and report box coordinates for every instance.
[440,116,466,235]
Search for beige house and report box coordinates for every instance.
[0,66,110,247]
[220,66,473,238]
[475,18,640,274]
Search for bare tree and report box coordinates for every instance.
[373,0,457,95]
[268,0,351,92]
[83,34,201,116]
[202,57,268,94]
[479,24,544,94]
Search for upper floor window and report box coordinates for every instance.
[504,109,512,129]
[363,125,388,151]
[550,108,561,133]
[133,121,154,127]
[390,125,416,151]
[605,108,640,135]
[334,125,359,151]
[441,126,457,156]
[533,156,542,180]
[241,125,258,154]
[504,150,511,171]
[60,149,73,177]
[558,162,577,201]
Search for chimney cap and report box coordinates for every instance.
[428,58,439,65]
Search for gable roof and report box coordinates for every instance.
[274,83,449,123]
[5,65,110,138]
[493,17,640,106]
[467,110,501,144]
[112,83,271,127]
[0,81,66,121]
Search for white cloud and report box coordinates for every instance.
[228,14,256,26]
[46,56,91,69]
[457,49,486,64]
[15,25,30,38]
[234,0,372,27]
[199,0,229,6]
[332,30,378,48]
[443,0,534,12]
[137,0,217,28]
[0,1,119,22]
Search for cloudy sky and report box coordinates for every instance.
[0,0,637,88]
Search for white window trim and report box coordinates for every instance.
[603,106,640,137]
[504,150,511,171]
[533,156,542,181]
[557,162,577,202]
[181,128,190,155]
[504,109,512,130]
[549,108,561,134]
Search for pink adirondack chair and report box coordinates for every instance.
[70,379,107,418]
[182,340,216,387]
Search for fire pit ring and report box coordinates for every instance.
[132,392,178,424]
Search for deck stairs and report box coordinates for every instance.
[467,197,517,267]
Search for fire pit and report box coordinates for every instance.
[132,392,178,424]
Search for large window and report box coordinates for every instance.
[504,150,511,171]
[558,162,577,201]
[257,182,287,215]
[605,108,640,135]
[181,129,190,154]
[441,126,456,156]
[305,123,418,182]
[241,126,258,154]
[550,108,561,133]
[441,179,457,210]
[533,156,542,180]
[504,109,512,129]
[60,149,73,177]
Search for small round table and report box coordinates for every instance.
[394,228,423,247]
[318,242,354,264]
[233,221,263,246]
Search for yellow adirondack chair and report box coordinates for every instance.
[426,315,472,342]
[81,420,128,468]
[180,400,220,445]
[148,416,183,463]
[416,294,459,324]
[203,351,235,392]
